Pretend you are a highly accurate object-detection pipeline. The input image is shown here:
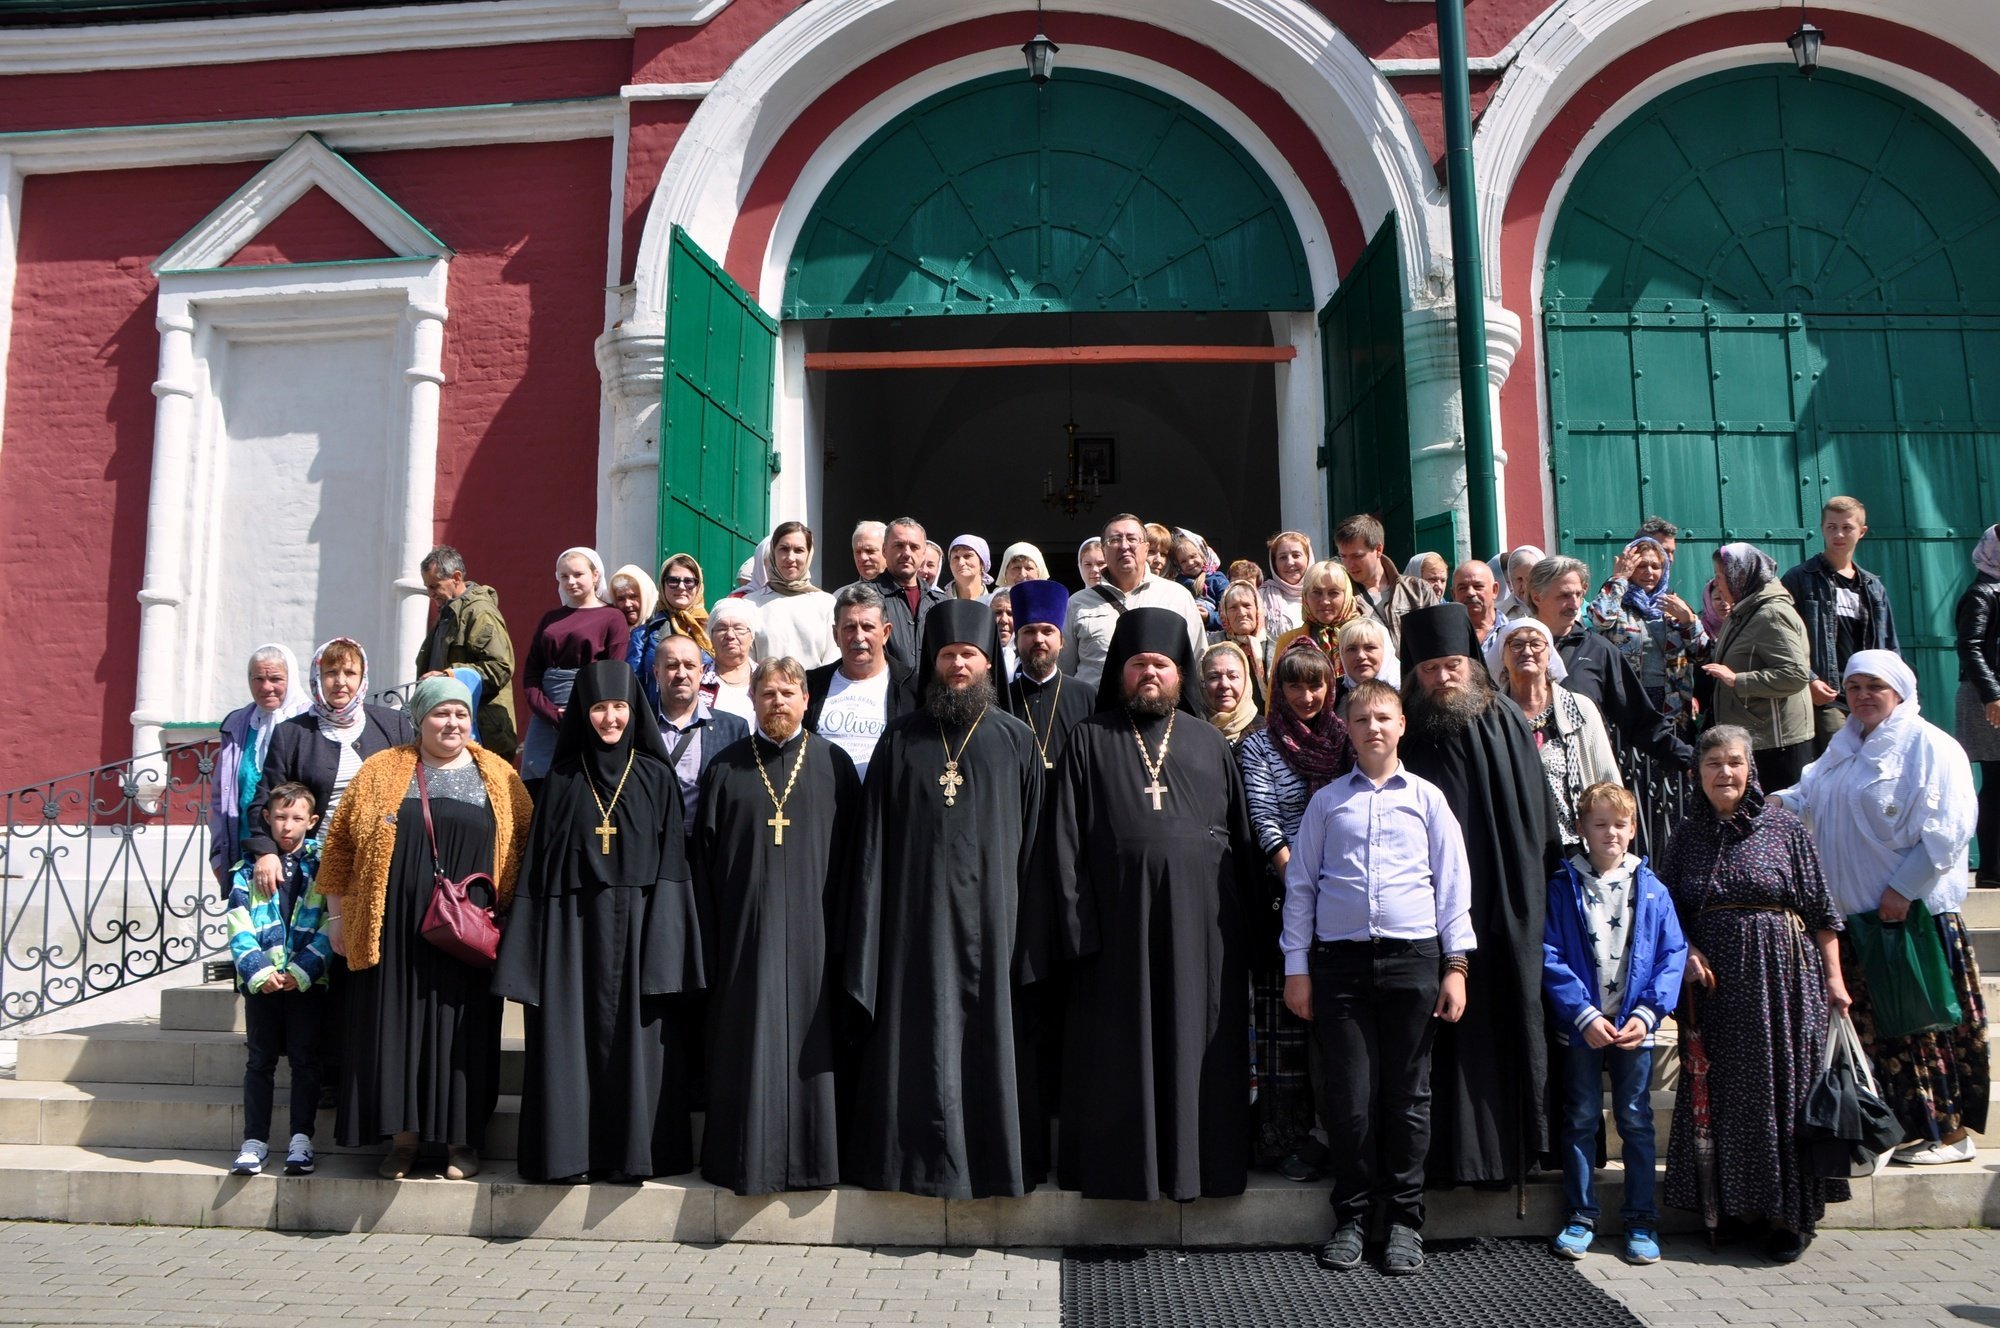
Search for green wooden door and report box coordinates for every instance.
[1321,215,1414,558]
[1545,68,2000,727]
[659,225,779,577]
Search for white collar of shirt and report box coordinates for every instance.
[1342,762,1409,791]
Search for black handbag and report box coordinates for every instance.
[1798,1012,1903,1178]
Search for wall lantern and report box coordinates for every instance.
[1023,0,1057,84]
[1787,8,1825,77]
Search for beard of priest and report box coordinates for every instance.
[1394,604,1559,1188]
[1039,606,1260,1201]
[841,599,1050,1199]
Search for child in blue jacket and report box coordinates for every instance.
[1542,782,1686,1265]
[225,782,333,1176]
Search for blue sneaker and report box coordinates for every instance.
[1624,1228,1661,1264]
[1552,1220,1594,1260]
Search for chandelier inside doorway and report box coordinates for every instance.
[1042,361,1101,516]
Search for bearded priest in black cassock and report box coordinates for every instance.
[1395,604,1559,1188]
[1041,607,1260,1201]
[493,659,705,1183]
[692,657,861,1196]
[842,600,1047,1198]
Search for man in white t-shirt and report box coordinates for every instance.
[804,582,915,780]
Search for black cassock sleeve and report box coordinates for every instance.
[1032,721,1101,975]
[638,762,704,997]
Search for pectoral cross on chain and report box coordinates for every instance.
[1143,779,1167,811]
[938,764,965,806]
[767,809,790,846]
[594,821,618,854]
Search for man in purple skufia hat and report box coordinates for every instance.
[1004,579,1094,770]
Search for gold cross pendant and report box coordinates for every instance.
[595,820,618,853]
[938,762,965,806]
[768,809,790,846]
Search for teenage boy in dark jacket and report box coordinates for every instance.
[1781,497,1898,754]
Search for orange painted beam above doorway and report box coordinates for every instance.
[803,344,1298,371]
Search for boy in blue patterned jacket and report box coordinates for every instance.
[1542,782,1686,1266]
[225,782,332,1176]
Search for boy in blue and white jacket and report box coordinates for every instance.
[1542,782,1686,1265]
[225,782,332,1177]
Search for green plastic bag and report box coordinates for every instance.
[1845,900,1964,1039]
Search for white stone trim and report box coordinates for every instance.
[622,83,719,100]
[0,99,620,176]
[131,259,450,763]
[154,135,450,273]
[0,157,19,471]
[1511,43,2000,547]
[0,0,728,75]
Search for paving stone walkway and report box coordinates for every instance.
[1,1221,1996,1326]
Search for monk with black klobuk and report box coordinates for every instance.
[842,601,1048,1197]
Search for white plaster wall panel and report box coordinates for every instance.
[200,331,403,717]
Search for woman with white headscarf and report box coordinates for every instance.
[745,521,838,667]
[520,546,629,791]
[996,541,1048,588]
[1773,650,1986,1165]
[1489,616,1620,850]
[210,644,310,893]
[1076,537,1108,589]
[1705,541,1815,793]
[1955,525,2000,887]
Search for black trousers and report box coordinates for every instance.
[244,987,325,1144]
[1981,762,2000,884]
[1309,937,1441,1230]
[1753,740,1813,797]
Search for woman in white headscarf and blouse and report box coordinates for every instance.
[1772,649,1987,1166]
[745,521,838,668]
[521,546,630,794]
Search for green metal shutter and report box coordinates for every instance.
[1544,68,2000,729]
[1321,215,1413,558]
[659,225,779,579]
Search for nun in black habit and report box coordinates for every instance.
[1037,607,1261,1201]
[842,600,1047,1198]
[1394,604,1559,1188]
[492,659,704,1182]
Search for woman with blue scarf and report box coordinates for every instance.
[209,644,310,894]
[1587,536,1707,736]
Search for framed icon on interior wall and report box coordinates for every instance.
[1076,436,1116,486]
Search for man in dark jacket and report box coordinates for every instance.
[417,546,518,759]
[867,517,949,672]
[1781,497,1898,753]
[1533,556,1693,772]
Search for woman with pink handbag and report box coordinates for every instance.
[320,676,533,1182]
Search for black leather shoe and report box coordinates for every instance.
[1765,1228,1809,1263]
[1316,1223,1364,1271]
[1383,1224,1425,1276]
[1278,1151,1322,1183]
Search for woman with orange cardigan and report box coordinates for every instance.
[321,676,533,1182]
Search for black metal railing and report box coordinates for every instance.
[1617,735,1695,863]
[0,742,224,1030]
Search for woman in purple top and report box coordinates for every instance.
[520,546,629,791]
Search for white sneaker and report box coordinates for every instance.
[284,1133,315,1176]
[231,1140,268,1175]
[1898,1136,1977,1166]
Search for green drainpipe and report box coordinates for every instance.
[1436,0,1500,562]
